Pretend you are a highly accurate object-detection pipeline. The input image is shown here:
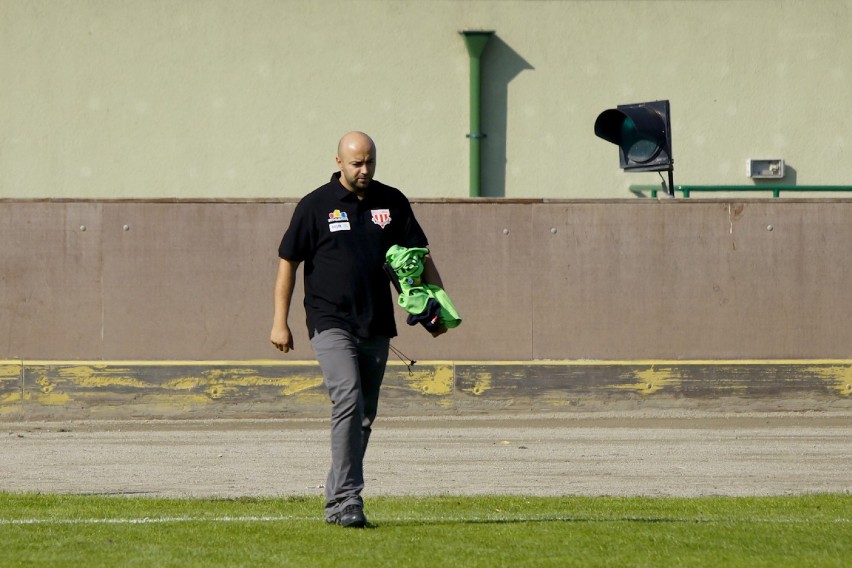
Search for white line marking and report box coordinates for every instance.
[0,516,848,526]
[0,516,304,525]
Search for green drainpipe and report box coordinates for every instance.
[461,30,494,198]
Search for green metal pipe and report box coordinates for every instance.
[461,30,494,198]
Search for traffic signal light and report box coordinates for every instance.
[594,100,674,194]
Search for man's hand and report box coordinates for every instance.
[271,259,299,353]
[430,324,448,338]
[270,325,294,352]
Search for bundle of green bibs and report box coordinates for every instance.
[384,244,462,333]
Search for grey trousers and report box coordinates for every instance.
[310,328,390,519]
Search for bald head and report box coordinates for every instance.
[337,131,375,158]
[336,131,377,194]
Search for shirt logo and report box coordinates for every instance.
[328,210,350,232]
[371,209,392,229]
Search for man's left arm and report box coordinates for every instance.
[421,254,444,289]
[421,254,448,337]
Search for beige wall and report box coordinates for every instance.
[2,0,852,200]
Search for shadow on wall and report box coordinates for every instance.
[756,165,798,186]
[480,35,534,198]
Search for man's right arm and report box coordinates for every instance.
[270,258,300,352]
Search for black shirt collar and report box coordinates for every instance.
[330,171,374,203]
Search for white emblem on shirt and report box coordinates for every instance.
[371,209,391,229]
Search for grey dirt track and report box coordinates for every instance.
[2,411,850,499]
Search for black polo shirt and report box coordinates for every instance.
[278,172,428,339]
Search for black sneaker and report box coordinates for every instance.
[326,504,367,528]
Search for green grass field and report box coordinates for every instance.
[1,493,849,567]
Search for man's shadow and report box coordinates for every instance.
[479,35,534,198]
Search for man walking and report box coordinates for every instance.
[270,131,447,527]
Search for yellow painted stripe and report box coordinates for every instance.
[1,360,320,366]
[445,359,852,366]
[4,359,852,366]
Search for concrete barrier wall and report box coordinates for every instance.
[2,199,852,362]
[3,199,852,419]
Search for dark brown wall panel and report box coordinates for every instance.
[0,203,104,359]
[392,202,534,360]
[2,200,851,361]
[99,202,301,359]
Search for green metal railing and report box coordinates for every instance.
[630,184,852,198]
